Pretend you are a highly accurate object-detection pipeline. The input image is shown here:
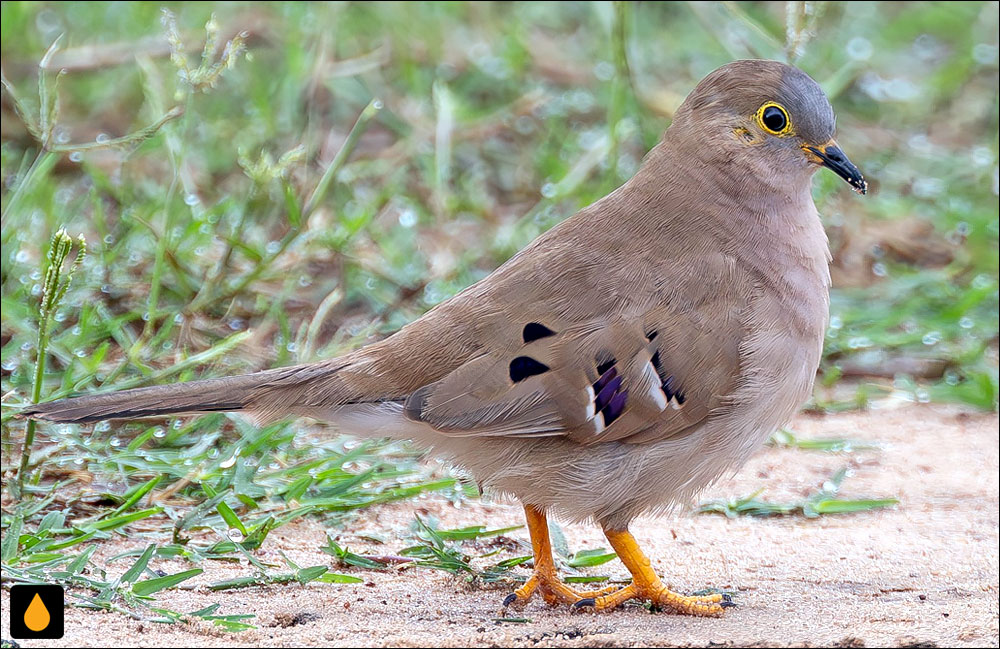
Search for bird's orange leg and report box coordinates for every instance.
[573,527,734,616]
[501,505,617,611]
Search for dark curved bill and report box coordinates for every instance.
[807,144,867,195]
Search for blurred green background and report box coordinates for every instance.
[0,0,997,617]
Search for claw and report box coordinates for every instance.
[592,529,734,616]
[511,506,732,617]
[510,506,626,610]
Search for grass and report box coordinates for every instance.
[766,427,881,452]
[698,467,900,518]
[1,0,997,629]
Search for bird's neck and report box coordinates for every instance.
[624,135,832,332]
[632,136,826,254]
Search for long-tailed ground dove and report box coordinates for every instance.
[23,59,867,616]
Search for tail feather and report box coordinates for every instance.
[19,342,435,429]
[20,366,315,424]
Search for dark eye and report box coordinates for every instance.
[761,105,788,133]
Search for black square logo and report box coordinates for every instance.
[9,584,64,639]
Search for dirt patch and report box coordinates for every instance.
[2,404,997,647]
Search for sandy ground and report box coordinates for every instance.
[2,404,998,648]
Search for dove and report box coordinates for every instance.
[22,59,866,615]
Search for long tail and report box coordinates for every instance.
[19,327,459,444]
[19,363,346,424]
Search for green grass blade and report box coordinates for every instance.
[132,568,204,596]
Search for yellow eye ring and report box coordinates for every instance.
[755,102,792,136]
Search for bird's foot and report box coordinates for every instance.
[570,527,735,616]
[500,568,619,613]
[573,582,734,616]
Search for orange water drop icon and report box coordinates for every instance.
[24,592,51,631]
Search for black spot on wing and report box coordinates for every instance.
[522,322,556,343]
[509,356,549,383]
[596,357,616,376]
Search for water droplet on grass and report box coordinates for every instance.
[973,42,999,65]
[971,274,992,289]
[593,60,615,81]
[846,36,872,60]
[912,177,944,198]
[398,208,417,228]
[971,146,994,167]
[848,337,872,349]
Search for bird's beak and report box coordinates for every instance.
[803,140,867,195]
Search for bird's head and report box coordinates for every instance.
[672,59,867,195]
